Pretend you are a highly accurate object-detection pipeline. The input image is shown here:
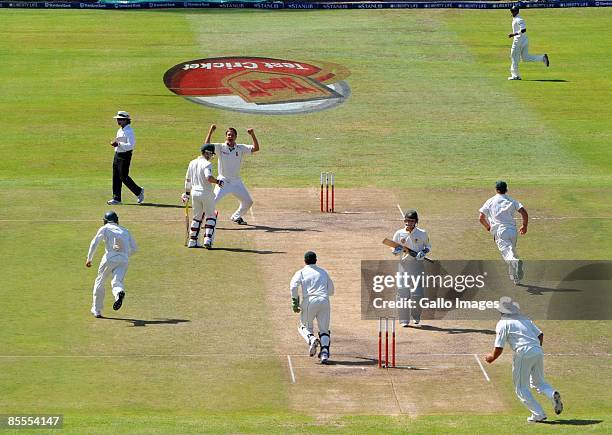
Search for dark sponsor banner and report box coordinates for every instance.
[2,1,612,9]
[361,260,612,320]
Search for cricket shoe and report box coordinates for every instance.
[400,321,409,328]
[543,54,550,67]
[309,338,320,357]
[113,291,125,311]
[508,76,522,80]
[203,242,212,250]
[107,199,122,205]
[232,217,247,225]
[527,414,547,423]
[320,350,330,365]
[90,309,102,318]
[413,319,420,325]
[137,188,145,204]
[187,240,201,248]
[552,391,563,415]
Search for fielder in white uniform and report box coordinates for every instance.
[290,251,335,364]
[85,211,137,318]
[204,124,260,225]
[485,296,563,423]
[508,6,549,80]
[391,209,431,327]
[479,181,528,284]
[181,144,223,249]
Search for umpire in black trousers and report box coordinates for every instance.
[107,111,144,205]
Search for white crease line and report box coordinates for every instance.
[0,353,608,358]
[396,204,404,217]
[474,354,490,382]
[0,216,611,223]
[287,355,296,384]
[250,207,255,221]
[0,218,187,223]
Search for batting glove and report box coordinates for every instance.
[416,248,429,261]
[181,193,190,203]
[291,297,301,313]
[392,246,403,255]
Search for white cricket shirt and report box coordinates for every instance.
[115,124,136,153]
[290,265,335,300]
[512,15,527,41]
[393,227,430,254]
[213,143,253,180]
[479,194,524,231]
[87,223,137,263]
[494,314,542,353]
[185,156,214,193]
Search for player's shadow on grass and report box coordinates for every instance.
[542,419,602,426]
[126,203,185,209]
[525,79,568,82]
[329,357,426,370]
[218,224,321,233]
[520,284,581,295]
[413,325,496,335]
[210,246,286,255]
[102,317,190,327]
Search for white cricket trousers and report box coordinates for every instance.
[92,256,128,313]
[510,37,545,78]
[494,226,521,281]
[512,346,556,418]
[189,189,217,245]
[298,296,331,349]
[397,260,425,323]
[214,178,253,220]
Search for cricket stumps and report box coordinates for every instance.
[320,172,335,213]
[378,317,396,368]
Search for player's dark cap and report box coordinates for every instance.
[495,180,508,193]
[304,251,317,264]
[510,5,519,13]
[104,211,119,224]
[404,209,419,222]
[201,144,215,154]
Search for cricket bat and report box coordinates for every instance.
[184,202,190,247]
[382,238,435,263]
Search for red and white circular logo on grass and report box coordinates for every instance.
[163,56,351,115]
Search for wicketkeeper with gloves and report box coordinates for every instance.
[391,209,431,327]
[290,251,335,364]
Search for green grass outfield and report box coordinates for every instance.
[0,7,610,433]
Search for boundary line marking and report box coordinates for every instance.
[287,355,296,384]
[474,354,491,382]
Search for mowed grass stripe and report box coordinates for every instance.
[443,9,612,176]
[1,10,608,188]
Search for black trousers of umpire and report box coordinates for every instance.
[112,151,142,201]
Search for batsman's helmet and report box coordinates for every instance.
[304,251,317,264]
[510,5,519,13]
[404,209,419,222]
[200,144,215,154]
[103,211,119,224]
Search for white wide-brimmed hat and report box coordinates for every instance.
[113,111,131,119]
[497,296,520,315]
